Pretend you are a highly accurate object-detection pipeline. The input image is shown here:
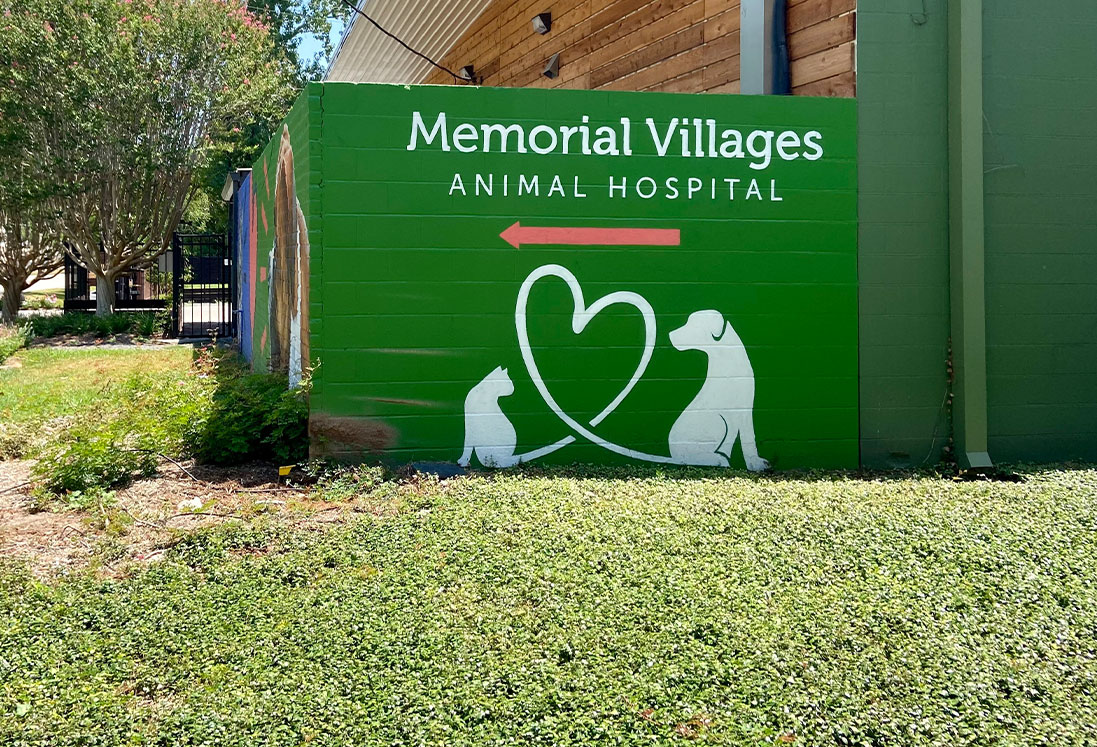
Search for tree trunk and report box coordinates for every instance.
[95,272,117,316]
[1,277,24,325]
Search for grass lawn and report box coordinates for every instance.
[0,346,193,429]
[3,467,1096,745]
[20,289,64,308]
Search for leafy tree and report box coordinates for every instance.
[250,0,349,84]
[0,210,63,324]
[191,0,349,233]
[0,0,292,314]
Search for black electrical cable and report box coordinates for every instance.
[335,0,470,83]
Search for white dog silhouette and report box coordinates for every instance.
[668,310,770,471]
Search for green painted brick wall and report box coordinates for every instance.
[982,1,1097,460]
[856,1,952,468]
[299,83,859,469]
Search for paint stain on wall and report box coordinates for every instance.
[310,413,398,455]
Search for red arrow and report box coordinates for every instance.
[500,221,680,249]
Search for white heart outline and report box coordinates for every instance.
[516,264,675,463]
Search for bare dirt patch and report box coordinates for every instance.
[0,459,368,578]
[0,460,90,573]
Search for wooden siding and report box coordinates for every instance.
[788,0,855,96]
[423,0,855,97]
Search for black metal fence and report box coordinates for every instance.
[62,252,170,312]
[61,233,235,339]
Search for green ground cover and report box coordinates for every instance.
[3,467,1096,745]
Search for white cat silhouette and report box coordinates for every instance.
[458,367,572,468]
[459,366,519,468]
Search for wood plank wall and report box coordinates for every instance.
[423,0,855,97]
[788,0,855,96]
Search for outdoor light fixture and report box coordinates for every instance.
[542,53,560,79]
[459,65,476,81]
[532,12,551,35]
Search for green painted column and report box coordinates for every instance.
[947,0,992,470]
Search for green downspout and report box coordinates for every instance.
[948,0,993,470]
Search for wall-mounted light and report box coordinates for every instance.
[459,65,476,82]
[542,53,560,79]
[532,12,551,35]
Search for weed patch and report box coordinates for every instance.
[1,346,309,494]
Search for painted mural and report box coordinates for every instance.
[244,83,858,470]
[246,92,315,384]
[269,125,310,386]
[459,264,768,470]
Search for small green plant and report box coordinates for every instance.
[306,461,388,502]
[33,432,158,493]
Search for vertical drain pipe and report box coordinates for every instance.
[948,0,993,471]
[741,0,794,95]
[772,0,791,95]
[741,0,789,95]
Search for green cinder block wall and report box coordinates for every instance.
[856,1,952,468]
[982,0,1097,460]
[856,0,1097,466]
[305,84,859,469]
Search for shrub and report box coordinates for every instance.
[32,358,213,493]
[190,372,309,466]
[22,345,310,495]
[33,430,158,493]
[20,292,61,311]
[25,312,165,339]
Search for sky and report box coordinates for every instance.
[297,18,348,75]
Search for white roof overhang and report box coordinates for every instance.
[325,0,492,84]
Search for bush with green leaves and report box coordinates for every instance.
[25,312,165,340]
[25,348,308,494]
[191,370,309,466]
[33,435,158,493]
[30,366,206,492]
[20,292,61,311]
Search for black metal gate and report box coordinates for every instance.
[172,233,235,339]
